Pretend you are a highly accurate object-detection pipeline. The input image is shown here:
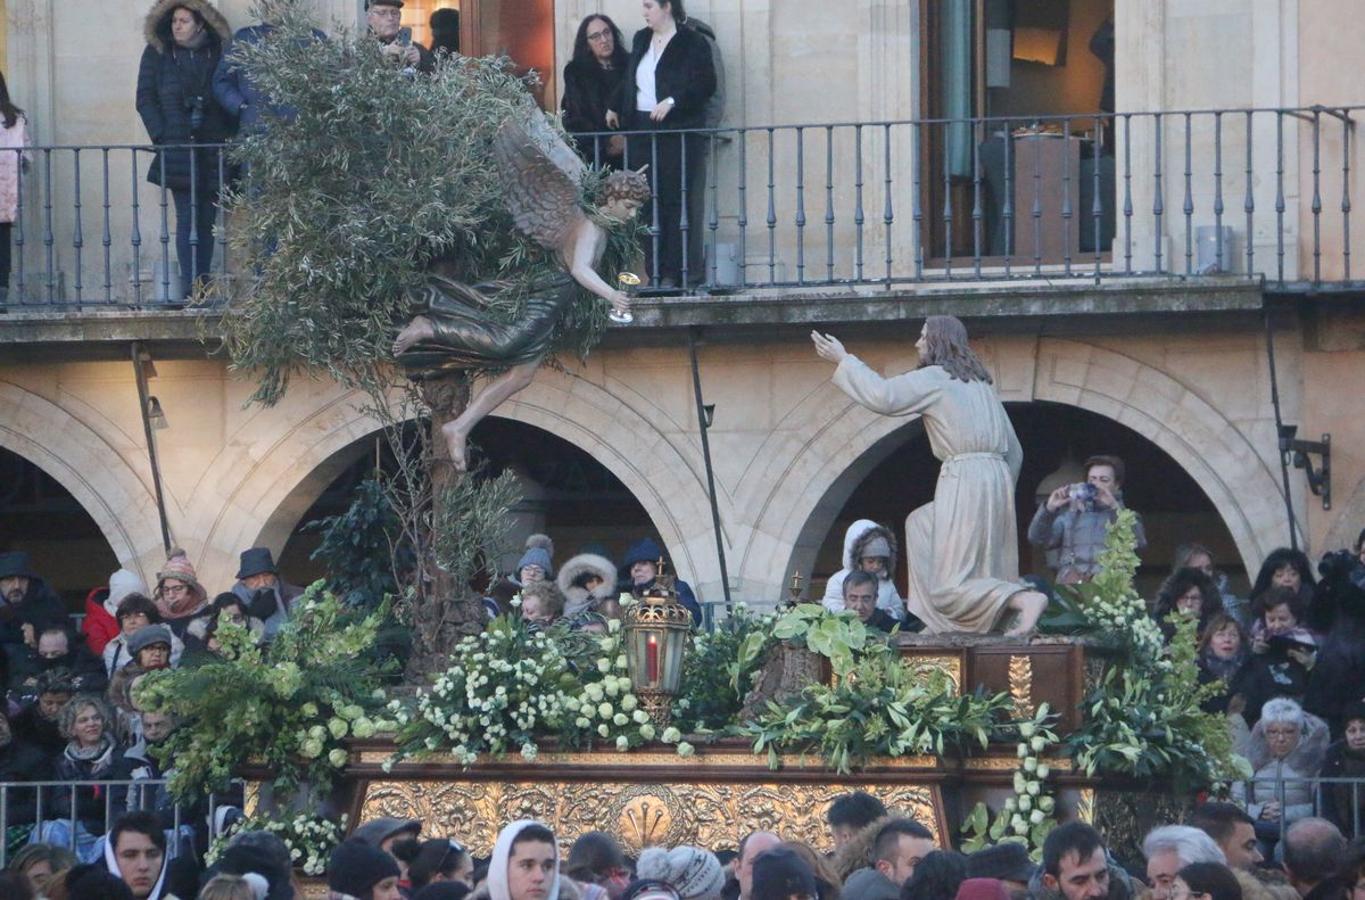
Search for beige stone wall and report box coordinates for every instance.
[3,322,1351,606]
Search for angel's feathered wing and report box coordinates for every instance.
[493,107,588,250]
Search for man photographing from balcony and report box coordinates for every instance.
[366,0,434,75]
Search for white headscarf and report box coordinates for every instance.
[488,820,561,900]
[104,828,170,900]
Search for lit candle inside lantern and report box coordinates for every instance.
[646,634,659,682]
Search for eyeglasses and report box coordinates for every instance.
[587,29,613,42]
[162,584,190,595]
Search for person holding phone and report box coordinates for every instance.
[366,0,434,74]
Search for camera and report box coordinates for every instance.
[185,94,206,134]
[1068,482,1097,512]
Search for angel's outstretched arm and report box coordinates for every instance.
[566,218,630,315]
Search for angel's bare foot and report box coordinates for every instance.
[441,420,469,472]
[1003,590,1047,638]
[393,315,435,356]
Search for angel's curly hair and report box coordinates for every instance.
[600,169,652,207]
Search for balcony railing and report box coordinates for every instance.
[0,105,1359,313]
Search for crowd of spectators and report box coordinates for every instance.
[10,786,1365,900]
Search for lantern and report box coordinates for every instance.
[621,559,692,728]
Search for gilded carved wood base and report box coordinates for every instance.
[354,765,947,856]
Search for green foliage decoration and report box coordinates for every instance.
[303,475,407,609]
[216,0,644,406]
[133,584,395,801]
[1063,509,1252,788]
[745,654,1011,774]
[673,604,776,733]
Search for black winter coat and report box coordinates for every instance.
[562,57,626,161]
[619,25,716,129]
[0,576,67,652]
[50,740,136,834]
[136,0,237,191]
[0,738,52,827]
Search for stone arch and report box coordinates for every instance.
[0,381,164,577]
[743,338,1287,592]
[190,372,715,593]
[1324,477,1365,554]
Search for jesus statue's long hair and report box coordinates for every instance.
[917,315,993,384]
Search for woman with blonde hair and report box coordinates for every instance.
[200,872,267,899]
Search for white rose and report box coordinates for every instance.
[1030,736,1047,753]
[676,741,695,758]
[616,736,630,752]
[613,713,629,726]
[1036,764,1050,779]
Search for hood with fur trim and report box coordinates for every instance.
[143,0,231,53]
[843,521,898,580]
[557,554,619,617]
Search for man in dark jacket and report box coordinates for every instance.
[1029,822,1134,900]
[10,624,107,699]
[841,572,899,634]
[619,537,702,625]
[0,551,68,654]
[0,708,52,830]
[229,547,303,639]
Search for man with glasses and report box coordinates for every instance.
[367,0,434,74]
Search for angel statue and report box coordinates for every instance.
[392,107,652,471]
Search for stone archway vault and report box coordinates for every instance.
[741,337,1288,596]
[0,381,166,579]
[187,372,718,594]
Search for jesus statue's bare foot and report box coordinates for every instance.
[393,315,436,356]
[1003,590,1047,638]
[441,420,469,472]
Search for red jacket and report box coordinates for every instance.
[82,587,119,655]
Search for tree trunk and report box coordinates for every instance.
[405,372,484,681]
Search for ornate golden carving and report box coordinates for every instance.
[1008,655,1035,719]
[358,778,943,856]
[1075,788,1096,824]
[900,654,962,694]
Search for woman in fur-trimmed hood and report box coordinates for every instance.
[557,553,620,620]
[820,520,910,624]
[135,0,236,297]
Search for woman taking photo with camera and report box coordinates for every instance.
[136,0,236,299]
[607,0,715,288]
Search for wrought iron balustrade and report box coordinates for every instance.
[0,104,1358,313]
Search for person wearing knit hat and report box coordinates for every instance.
[517,534,556,585]
[153,549,208,627]
[330,838,403,899]
[127,623,176,671]
[637,847,725,900]
[750,848,818,900]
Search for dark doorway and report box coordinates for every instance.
[810,401,1246,604]
[0,447,120,611]
[277,416,657,585]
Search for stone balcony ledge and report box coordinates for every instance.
[0,275,1266,354]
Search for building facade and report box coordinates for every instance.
[1,0,1362,611]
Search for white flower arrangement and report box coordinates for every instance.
[960,704,1060,860]
[207,813,348,877]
